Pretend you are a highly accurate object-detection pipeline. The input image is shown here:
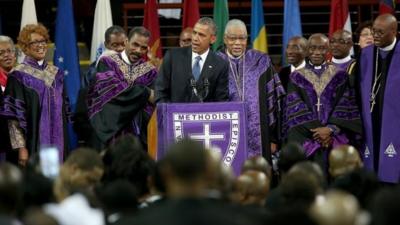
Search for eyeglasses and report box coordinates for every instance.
[29,40,47,48]
[330,39,350,45]
[0,49,15,57]
[225,34,248,42]
[371,28,386,37]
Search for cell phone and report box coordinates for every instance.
[39,146,60,179]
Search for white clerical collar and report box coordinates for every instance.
[121,50,131,65]
[290,60,306,72]
[226,50,244,59]
[38,60,44,66]
[380,37,397,51]
[192,48,210,63]
[332,55,352,64]
[309,62,326,70]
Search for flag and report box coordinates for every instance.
[54,0,81,149]
[90,0,113,62]
[251,0,268,53]
[282,0,302,65]
[20,0,37,30]
[182,0,200,29]
[19,0,38,63]
[158,0,181,19]
[329,0,352,38]
[143,0,163,58]
[212,0,229,51]
[379,0,396,15]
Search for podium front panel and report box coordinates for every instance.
[155,102,248,174]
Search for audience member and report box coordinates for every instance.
[310,190,365,225]
[328,145,363,180]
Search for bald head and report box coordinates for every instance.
[241,156,272,179]
[308,33,329,66]
[329,145,363,179]
[310,191,361,225]
[233,170,270,206]
[286,36,307,67]
[373,14,398,48]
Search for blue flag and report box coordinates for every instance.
[282,0,302,65]
[250,0,268,53]
[54,0,80,149]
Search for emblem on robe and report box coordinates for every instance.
[364,146,370,158]
[384,143,397,158]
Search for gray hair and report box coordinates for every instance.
[197,17,217,36]
[0,35,15,50]
[224,19,248,35]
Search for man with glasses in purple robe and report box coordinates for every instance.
[217,19,285,160]
[283,33,361,171]
[330,29,355,72]
[358,14,400,183]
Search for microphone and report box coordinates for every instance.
[190,78,203,102]
[203,78,209,100]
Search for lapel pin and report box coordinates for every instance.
[208,65,212,68]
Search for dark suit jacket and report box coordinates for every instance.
[155,47,229,103]
[278,65,291,91]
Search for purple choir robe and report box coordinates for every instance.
[87,53,157,148]
[283,63,361,157]
[217,49,285,158]
[359,43,400,183]
[0,57,71,161]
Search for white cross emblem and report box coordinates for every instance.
[189,123,225,149]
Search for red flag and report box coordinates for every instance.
[182,0,200,29]
[143,0,162,58]
[379,0,396,15]
[329,0,352,38]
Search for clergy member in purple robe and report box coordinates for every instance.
[358,14,400,183]
[330,29,355,72]
[217,19,285,160]
[283,33,361,170]
[87,27,157,150]
[0,24,72,165]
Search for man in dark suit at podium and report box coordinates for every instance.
[155,17,229,103]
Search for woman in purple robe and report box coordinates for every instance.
[0,24,71,165]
